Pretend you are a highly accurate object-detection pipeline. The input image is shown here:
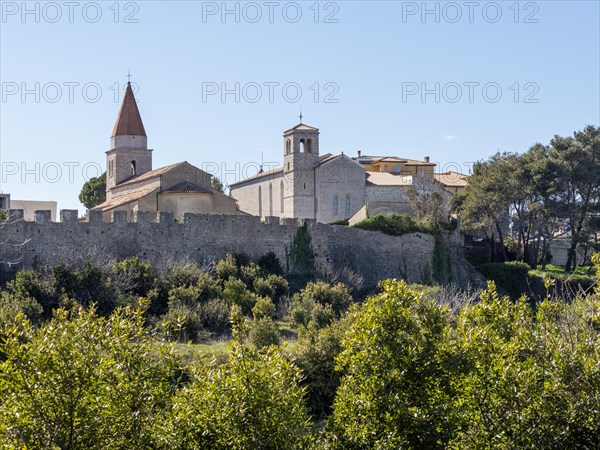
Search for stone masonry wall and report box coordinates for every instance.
[0,209,478,287]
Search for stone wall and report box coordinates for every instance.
[0,209,480,288]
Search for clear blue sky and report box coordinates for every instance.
[1,0,599,211]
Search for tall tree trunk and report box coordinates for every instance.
[495,221,508,262]
[489,232,497,262]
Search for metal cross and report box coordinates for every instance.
[127,70,132,83]
[299,107,303,123]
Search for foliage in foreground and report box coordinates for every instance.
[324,278,600,449]
[1,256,599,449]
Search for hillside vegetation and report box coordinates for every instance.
[0,253,599,448]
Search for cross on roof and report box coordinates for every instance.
[127,70,132,83]
[299,107,303,123]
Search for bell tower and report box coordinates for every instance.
[282,122,320,219]
[106,82,153,199]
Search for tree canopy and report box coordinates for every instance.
[78,172,106,209]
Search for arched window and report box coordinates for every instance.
[131,160,137,176]
[345,195,351,216]
[299,139,306,153]
[384,164,389,172]
[332,195,338,216]
[395,165,401,173]
[285,139,291,155]
[306,138,312,154]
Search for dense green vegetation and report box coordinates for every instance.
[78,172,106,209]
[456,125,599,270]
[352,213,456,236]
[1,253,599,448]
[473,260,597,300]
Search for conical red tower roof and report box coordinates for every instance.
[111,82,146,137]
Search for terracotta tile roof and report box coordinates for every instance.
[94,184,159,212]
[111,82,147,137]
[229,166,284,187]
[434,171,469,187]
[283,123,319,133]
[366,171,413,186]
[357,155,435,166]
[116,162,187,188]
[229,153,334,187]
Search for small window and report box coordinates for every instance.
[395,165,401,173]
[306,138,312,154]
[332,195,339,216]
[131,160,137,176]
[384,164,389,171]
[286,139,291,155]
[345,195,351,216]
[300,139,306,153]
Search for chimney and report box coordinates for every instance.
[424,156,430,163]
[357,150,362,157]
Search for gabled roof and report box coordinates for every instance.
[162,181,212,194]
[116,162,187,188]
[434,171,469,187]
[94,184,159,212]
[111,82,147,137]
[366,171,413,186]
[283,123,319,133]
[356,154,435,166]
[229,153,335,187]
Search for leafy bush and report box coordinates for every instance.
[222,278,256,315]
[476,261,531,299]
[0,306,179,449]
[291,316,353,418]
[0,291,43,326]
[158,309,311,449]
[352,213,438,236]
[301,281,352,316]
[159,303,206,343]
[199,298,230,334]
[112,256,154,296]
[252,296,276,319]
[253,274,289,304]
[329,219,349,226]
[250,317,280,349]
[258,251,284,276]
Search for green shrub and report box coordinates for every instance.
[329,219,349,226]
[352,213,438,236]
[215,254,239,281]
[199,299,230,334]
[258,251,284,276]
[476,261,531,299]
[164,261,203,289]
[249,317,280,349]
[301,281,352,315]
[222,278,256,315]
[159,304,206,343]
[112,256,154,296]
[252,296,277,319]
[0,292,43,326]
[253,274,289,304]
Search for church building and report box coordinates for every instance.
[94,83,241,219]
[230,122,466,223]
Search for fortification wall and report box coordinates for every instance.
[0,209,478,287]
